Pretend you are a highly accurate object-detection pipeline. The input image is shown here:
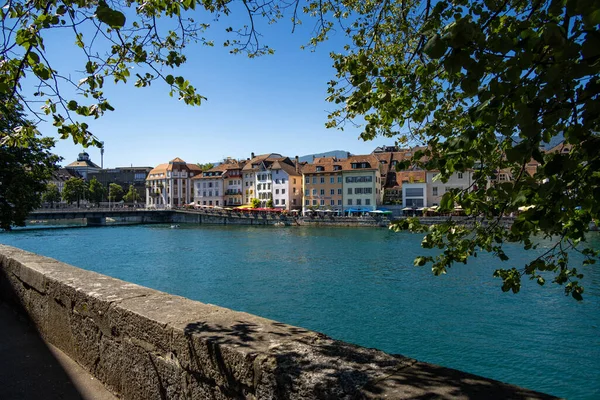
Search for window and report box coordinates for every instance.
[330,200,335,206]
[338,176,342,183]
[338,189,342,195]
[316,166,324,172]
[365,199,370,205]
[275,179,279,184]
[348,188,352,195]
[276,189,280,194]
[293,178,296,184]
[320,177,325,184]
[313,177,317,184]
[330,189,335,195]
[313,200,317,205]
[203,201,206,205]
[405,188,424,197]
[305,200,309,205]
[216,200,219,206]
[305,177,309,183]
[215,191,219,196]
[292,199,296,205]
[320,189,325,195]
[320,200,325,206]
[330,177,334,183]
[355,199,361,205]
[209,201,213,205]
[312,189,317,196]
[348,199,353,205]
[282,179,285,184]
[282,189,285,194]
[458,172,464,179]
[432,187,438,196]
[355,188,363,194]
[305,189,309,196]
[275,199,279,205]
[203,183,206,188]
[208,182,213,188]
[282,199,286,205]
[203,191,206,197]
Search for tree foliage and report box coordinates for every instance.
[87,177,105,206]
[62,177,86,206]
[266,198,274,208]
[251,198,261,208]
[123,184,142,203]
[0,98,60,230]
[196,163,215,171]
[318,0,600,300]
[108,183,124,202]
[42,183,61,207]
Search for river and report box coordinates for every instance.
[1,224,599,399]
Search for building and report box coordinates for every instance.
[65,152,101,180]
[145,158,202,208]
[241,153,283,205]
[193,163,228,207]
[88,166,152,199]
[222,159,246,207]
[373,147,426,205]
[302,157,345,214]
[426,170,474,207]
[268,157,303,211]
[341,155,383,212]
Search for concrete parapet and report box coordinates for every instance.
[0,244,556,399]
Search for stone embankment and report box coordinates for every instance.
[0,244,556,399]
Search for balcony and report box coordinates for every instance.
[225,189,242,195]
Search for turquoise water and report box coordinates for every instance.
[1,224,599,399]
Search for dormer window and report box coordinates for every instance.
[316,166,324,172]
[351,163,357,169]
[333,165,341,171]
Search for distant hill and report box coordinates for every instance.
[298,150,352,164]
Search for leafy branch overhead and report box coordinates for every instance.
[0,0,290,147]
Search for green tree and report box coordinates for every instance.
[123,185,142,203]
[196,163,215,171]
[0,99,60,230]
[42,183,61,208]
[319,0,599,299]
[251,198,261,208]
[87,177,106,207]
[108,183,124,203]
[62,177,87,207]
[266,199,274,208]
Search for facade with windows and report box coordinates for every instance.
[222,159,246,206]
[242,153,282,205]
[145,157,201,208]
[301,157,345,214]
[426,171,474,206]
[402,183,427,208]
[270,157,302,211]
[193,166,225,207]
[341,155,383,212]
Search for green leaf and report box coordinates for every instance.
[96,2,126,29]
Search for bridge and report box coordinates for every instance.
[27,208,173,226]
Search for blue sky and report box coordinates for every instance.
[32,5,395,168]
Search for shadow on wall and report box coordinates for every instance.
[181,320,556,400]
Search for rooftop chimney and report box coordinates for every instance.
[295,156,299,173]
[251,152,255,159]
[347,152,351,158]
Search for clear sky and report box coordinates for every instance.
[29,5,396,169]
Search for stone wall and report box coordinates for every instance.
[0,245,555,399]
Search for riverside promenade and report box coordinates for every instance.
[0,303,115,400]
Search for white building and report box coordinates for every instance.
[242,153,282,205]
[145,157,201,208]
[222,159,246,207]
[426,170,474,206]
[193,166,225,207]
[402,182,427,208]
[269,157,302,211]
